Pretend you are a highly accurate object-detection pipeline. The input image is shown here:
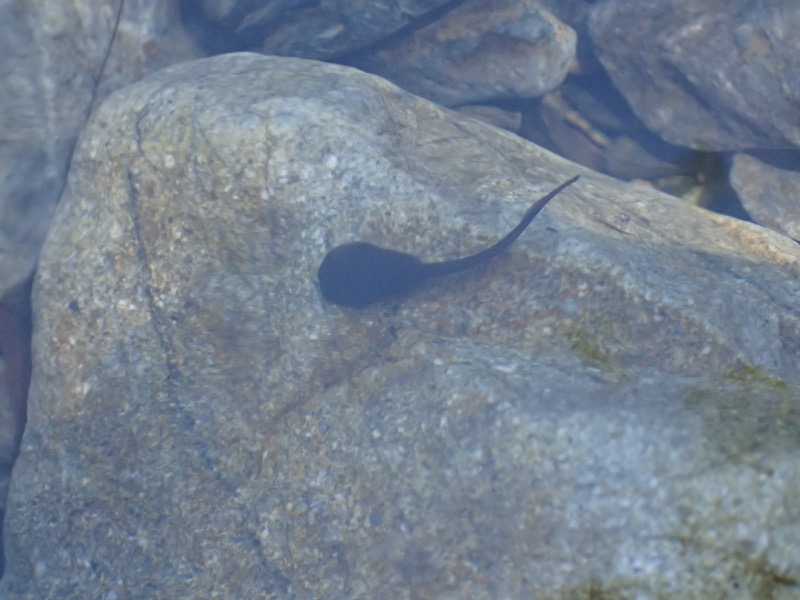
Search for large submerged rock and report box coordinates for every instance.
[2,53,799,598]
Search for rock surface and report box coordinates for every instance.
[355,0,576,106]
[731,154,800,241]
[589,0,800,150]
[0,0,199,297]
[2,53,800,599]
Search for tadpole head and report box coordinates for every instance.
[318,242,426,308]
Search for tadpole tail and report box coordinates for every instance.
[423,174,580,277]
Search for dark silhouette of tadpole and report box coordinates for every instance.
[318,175,579,308]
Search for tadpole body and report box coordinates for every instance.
[318,175,579,308]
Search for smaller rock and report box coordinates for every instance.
[357,0,576,106]
[731,154,800,240]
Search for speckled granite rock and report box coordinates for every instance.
[2,53,799,599]
[731,153,800,241]
[589,0,800,150]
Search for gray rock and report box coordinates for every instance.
[731,154,800,241]
[589,0,800,150]
[0,0,199,297]
[2,53,800,598]
[358,0,576,106]
[193,0,451,59]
